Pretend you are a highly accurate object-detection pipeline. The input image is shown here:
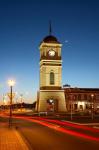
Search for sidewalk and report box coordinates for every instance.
[0,123,29,150]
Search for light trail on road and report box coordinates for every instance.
[34,117,99,133]
[14,116,99,142]
[0,114,99,142]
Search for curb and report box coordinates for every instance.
[14,129,30,150]
[62,120,99,126]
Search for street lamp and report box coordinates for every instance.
[20,94,23,112]
[70,95,73,120]
[91,94,94,120]
[2,94,5,110]
[8,79,15,127]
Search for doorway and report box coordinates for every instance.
[47,99,58,112]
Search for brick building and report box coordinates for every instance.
[64,87,99,113]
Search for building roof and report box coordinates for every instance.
[64,87,99,93]
[42,35,60,44]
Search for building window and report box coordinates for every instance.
[80,105,83,110]
[84,94,87,100]
[74,104,77,110]
[78,94,81,100]
[74,95,77,100]
[50,72,54,85]
[96,95,99,100]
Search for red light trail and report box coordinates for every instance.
[0,114,99,142]
[14,116,99,142]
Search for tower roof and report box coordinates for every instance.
[43,35,60,44]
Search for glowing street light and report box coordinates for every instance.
[8,79,15,127]
[8,80,15,87]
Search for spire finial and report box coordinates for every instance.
[49,21,52,35]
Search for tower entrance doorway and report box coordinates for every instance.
[47,99,58,112]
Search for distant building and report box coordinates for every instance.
[64,87,99,113]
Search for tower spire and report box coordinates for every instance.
[49,21,52,35]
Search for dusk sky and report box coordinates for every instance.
[0,0,99,103]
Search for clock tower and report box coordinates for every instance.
[36,31,66,112]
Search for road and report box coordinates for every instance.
[10,116,99,150]
[0,112,99,150]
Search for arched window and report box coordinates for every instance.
[50,72,54,85]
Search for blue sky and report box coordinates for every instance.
[0,0,99,103]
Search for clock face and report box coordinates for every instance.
[48,50,55,56]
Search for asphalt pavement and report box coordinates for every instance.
[0,114,99,150]
[12,117,99,150]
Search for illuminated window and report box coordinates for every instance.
[50,72,54,85]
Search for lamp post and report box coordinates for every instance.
[2,94,5,111]
[91,94,94,120]
[8,80,15,127]
[70,95,73,120]
[20,94,23,112]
